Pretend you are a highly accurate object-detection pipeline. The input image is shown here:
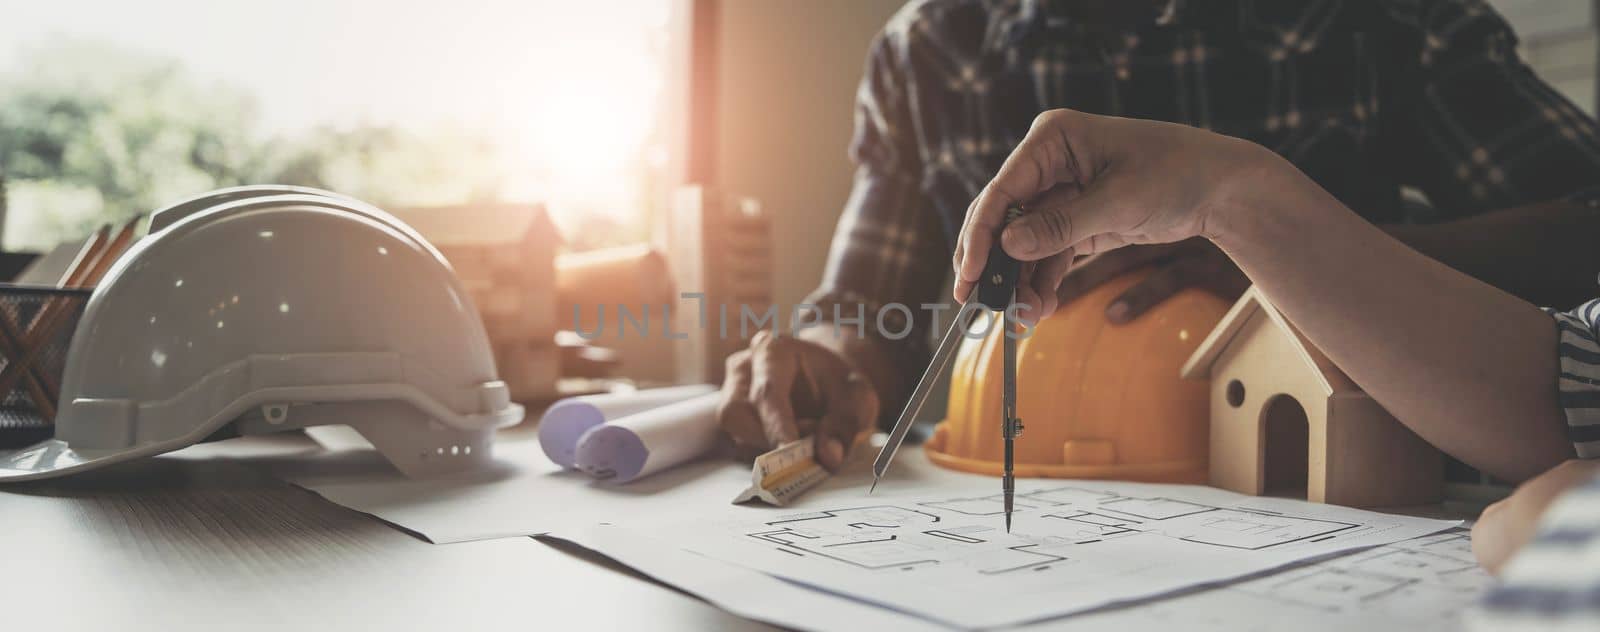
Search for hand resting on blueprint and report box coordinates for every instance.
[716,330,879,472]
[954,108,1582,570]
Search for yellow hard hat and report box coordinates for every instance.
[926,267,1229,482]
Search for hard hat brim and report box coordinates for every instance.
[0,438,176,482]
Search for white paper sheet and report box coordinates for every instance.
[271,430,752,543]
[621,480,1459,629]
[273,429,990,543]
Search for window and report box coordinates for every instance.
[0,0,675,252]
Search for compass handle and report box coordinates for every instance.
[977,207,1023,311]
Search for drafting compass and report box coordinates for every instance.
[871,207,1025,532]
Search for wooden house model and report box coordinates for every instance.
[667,186,772,385]
[1180,287,1441,507]
[390,203,561,400]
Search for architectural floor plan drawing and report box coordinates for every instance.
[1051,530,1491,632]
[656,481,1459,629]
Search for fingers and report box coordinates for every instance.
[1034,250,1075,318]
[1471,460,1600,574]
[716,349,766,455]
[813,372,880,472]
[1106,258,1192,324]
[1000,172,1130,261]
[952,196,980,300]
[962,111,1260,288]
[1068,232,1134,259]
[728,332,888,467]
[956,111,1087,297]
[1085,240,1248,324]
[1055,246,1167,309]
[952,195,999,302]
[747,331,800,448]
[1016,250,1074,322]
[1014,260,1042,324]
[1470,500,1512,574]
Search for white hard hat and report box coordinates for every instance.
[0,186,525,480]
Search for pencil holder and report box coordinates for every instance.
[0,285,92,448]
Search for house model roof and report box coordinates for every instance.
[389,203,560,247]
[1179,286,1358,396]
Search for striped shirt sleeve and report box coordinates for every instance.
[1547,301,1600,458]
[1470,473,1600,630]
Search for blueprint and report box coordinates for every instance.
[570,525,1487,632]
[271,430,1472,630]
[651,481,1458,629]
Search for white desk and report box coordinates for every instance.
[0,434,772,631]
[1,430,1479,631]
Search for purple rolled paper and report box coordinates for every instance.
[537,384,715,468]
[572,392,722,483]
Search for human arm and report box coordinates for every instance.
[1388,200,1600,310]
[1470,291,1600,571]
[715,30,947,470]
[1210,155,1572,482]
[714,168,946,470]
[1053,199,1600,325]
[953,108,1574,483]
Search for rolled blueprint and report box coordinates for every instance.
[572,392,721,483]
[538,384,716,468]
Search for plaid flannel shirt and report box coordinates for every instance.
[808,0,1600,405]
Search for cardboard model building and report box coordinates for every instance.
[667,186,772,385]
[1180,287,1442,507]
[391,203,561,400]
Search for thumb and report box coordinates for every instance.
[813,372,880,472]
[1001,177,1130,261]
